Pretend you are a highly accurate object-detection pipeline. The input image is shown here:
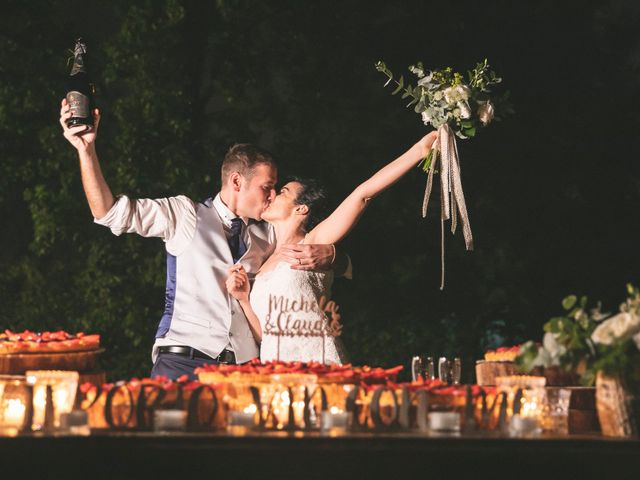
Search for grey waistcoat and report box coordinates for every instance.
[152,197,274,364]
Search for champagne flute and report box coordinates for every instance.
[411,356,424,382]
[451,357,462,385]
[425,357,436,380]
[438,357,450,384]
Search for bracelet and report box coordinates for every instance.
[330,244,336,265]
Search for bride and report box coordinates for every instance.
[226,131,438,364]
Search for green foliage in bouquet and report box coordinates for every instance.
[375,59,512,171]
[516,294,606,386]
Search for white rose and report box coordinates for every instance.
[532,347,560,368]
[592,321,615,346]
[612,311,640,337]
[478,101,495,125]
[543,332,566,359]
[455,85,471,101]
[591,311,640,345]
[443,84,471,105]
[442,86,455,105]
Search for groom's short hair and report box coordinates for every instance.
[221,143,275,183]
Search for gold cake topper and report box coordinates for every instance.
[263,294,342,363]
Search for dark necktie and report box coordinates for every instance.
[228,217,247,263]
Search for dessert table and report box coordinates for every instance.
[1,431,638,480]
[2,340,638,480]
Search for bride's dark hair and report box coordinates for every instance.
[287,176,328,232]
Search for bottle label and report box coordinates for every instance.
[66,91,90,118]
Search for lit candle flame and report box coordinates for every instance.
[3,398,26,427]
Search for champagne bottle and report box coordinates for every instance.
[65,38,94,130]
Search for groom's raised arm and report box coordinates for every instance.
[60,98,195,252]
[60,99,114,219]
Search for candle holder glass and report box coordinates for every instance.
[268,373,316,430]
[26,370,79,430]
[0,375,31,436]
[540,387,571,434]
[496,375,546,428]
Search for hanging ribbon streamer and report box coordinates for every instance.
[422,124,474,290]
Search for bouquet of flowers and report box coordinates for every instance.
[515,284,640,436]
[590,285,640,393]
[376,59,510,288]
[516,294,607,386]
[376,59,508,170]
[516,285,640,390]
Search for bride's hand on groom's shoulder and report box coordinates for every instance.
[415,131,439,157]
[226,265,250,302]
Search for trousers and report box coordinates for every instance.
[150,352,217,380]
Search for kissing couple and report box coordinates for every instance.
[60,98,437,380]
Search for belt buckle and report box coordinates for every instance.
[218,349,234,365]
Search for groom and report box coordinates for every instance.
[59,100,338,379]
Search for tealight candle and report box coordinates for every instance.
[320,407,350,435]
[509,414,539,437]
[154,410,187,432]
[228,410,255,427]
[428,412,461,432]
[227,408,257,435]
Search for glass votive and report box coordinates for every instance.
[26,370,79,430]
[0,375,30,437]
[540,387,571,434]
[496,375,546,422]
[154,409,187,432]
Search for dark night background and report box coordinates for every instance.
[0,0,638,381]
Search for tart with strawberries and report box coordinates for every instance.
[195,359,402,386]
[0,329,102,374]
[475,345,522,386]
[0,330,100,354]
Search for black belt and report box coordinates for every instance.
[158,345,236,364]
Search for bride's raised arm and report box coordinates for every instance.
[305,131,438,245]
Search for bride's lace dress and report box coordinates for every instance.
[250,261,348,364]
